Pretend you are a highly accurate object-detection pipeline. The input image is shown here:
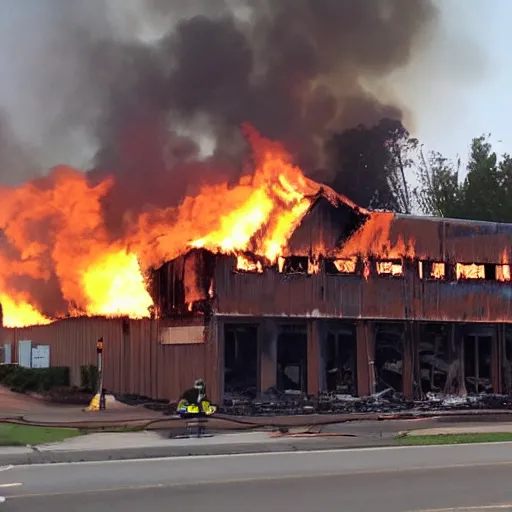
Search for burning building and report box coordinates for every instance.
[1,127,512,408]
[151,190,512,405]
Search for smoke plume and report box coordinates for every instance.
[1,0,438,225]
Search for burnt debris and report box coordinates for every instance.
[219,389,512,417]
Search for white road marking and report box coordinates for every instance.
[0,466,12,473]
[0,483,22,489]
[0,496,5,503]
[412,505,512,511]
[11,441,512,469]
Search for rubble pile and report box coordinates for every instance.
[219,388,512,416]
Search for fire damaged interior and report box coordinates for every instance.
[150,190,512,413]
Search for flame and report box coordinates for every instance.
[376,260,403,276]
[338,213,415,260]
[0,125,331,327]
[332,258,357,274]
[362,259,371,280]
[431,262,445,279]
[236,255,263,273]
[82,250,153,318]
[308,258,321,275]
[497,250,511,282]
[456,263,484,280]
[132,125,321,271]
[0,294,51,328]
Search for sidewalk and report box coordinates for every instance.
[0,429,392,466]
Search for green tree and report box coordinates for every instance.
[414,134,512,223]
[414,149,462,218]
[459,135,500,222]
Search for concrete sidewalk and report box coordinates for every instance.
[2,417,512,466]
[0,429,392,465]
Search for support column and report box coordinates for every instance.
[258,319,277,393]
[402,322,419,400]
[493,324,504,393]
[204,316,224,405]
[307,320,321,395]
[356,321,374,396]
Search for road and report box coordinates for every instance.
[3,443,512,511]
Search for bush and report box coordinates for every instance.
[0,365,70,393]
[80,365,99,393]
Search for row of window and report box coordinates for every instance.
[235,255,512,282]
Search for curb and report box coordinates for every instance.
[0,438,394,466]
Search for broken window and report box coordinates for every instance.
[419,324,452,393]
[224,324,258,400]
[278,256,308,274]
[376,260,403,277]
[277,327,307,392]
[464,335,492,393]
[235,254,263,273]
[374,324,403,392]
[325,258,357,275]
[502,328,512,393]
[456,263,485,280]
[325,330,357,395]
[419,261,446,280]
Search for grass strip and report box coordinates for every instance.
[0,423,81,446]
[396,432,512,446]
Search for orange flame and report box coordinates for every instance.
[431,262,445,279]
[456,263,484,280]
[332,258,357,274]
[0,126,333,327]
[236,255,263,273]
[376,260,403,276]
[0,294,51,328]
[497,250,511,282]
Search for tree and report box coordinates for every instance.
[325,118,417,213]
[414,149,462,218]
[414,134,512,223]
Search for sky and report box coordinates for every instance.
[397,0,512,164]
[0,0,510,179]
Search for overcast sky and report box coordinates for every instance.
[396,0,512,162]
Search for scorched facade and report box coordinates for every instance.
[152,192,512,404]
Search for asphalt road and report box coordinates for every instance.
[3,443,512,511]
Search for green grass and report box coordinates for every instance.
[396,432,512,446]
[0,424,82,446]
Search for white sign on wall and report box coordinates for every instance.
[31,345,50,369]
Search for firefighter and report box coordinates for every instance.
[177,378,212,418]
[180,378,207,407]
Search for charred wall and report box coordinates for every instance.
[150,248,215,317]
[212,255,512,323]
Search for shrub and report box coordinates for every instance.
[0,365,70,393]
[80,365,99,393]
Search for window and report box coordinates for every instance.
[278,256,308,274]
[376,260,403,277]
[456,263,485,280]
[235,255,263,273]
[419,261,445,280]
[325,258,357,275]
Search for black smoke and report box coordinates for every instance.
[1,0,439,217]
